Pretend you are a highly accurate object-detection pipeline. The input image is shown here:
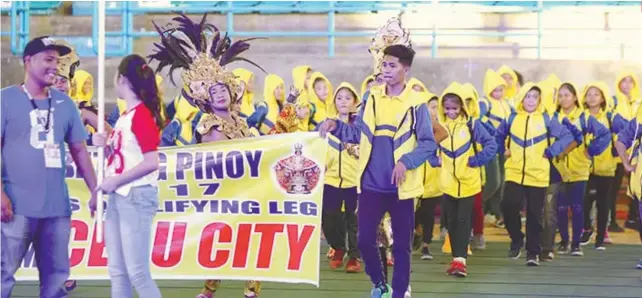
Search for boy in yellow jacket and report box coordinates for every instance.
[496,83,573,266]
[323,82,362,273]
[428,82,497,277]
[319,44,437,298]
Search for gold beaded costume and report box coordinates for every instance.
[148,13,265,298]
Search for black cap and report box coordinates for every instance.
[23,36,71,59]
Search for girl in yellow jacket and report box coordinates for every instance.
[427,82,497,277]
[497,65,520,105]
[233,68,256,118]
[578,82,628,250]
[323,82,362,274]
[610,71,641,232]
[414,91,441,261]
[479,69,512,229]
[553,82,611,256]
[306,72,333,131]
[495,83,574,266]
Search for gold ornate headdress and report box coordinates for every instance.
[368,14,412,75]
[55,39,80,79]
[148,13,265,113]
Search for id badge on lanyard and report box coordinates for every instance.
[22,85,61,168]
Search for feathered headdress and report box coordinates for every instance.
[55,39,80,80]
[148,13,265,113]
[368,14,412,75]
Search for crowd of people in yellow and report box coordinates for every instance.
[42,13,642,298]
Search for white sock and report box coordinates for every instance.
[454,257,466,265]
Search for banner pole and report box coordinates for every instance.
[95,0,106,243]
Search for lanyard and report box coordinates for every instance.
[21,84,52,133]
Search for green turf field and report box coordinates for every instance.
[10,242,642,298]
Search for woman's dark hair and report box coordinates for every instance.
[514,70,524,86]
[118,54,165,129]
[365,78,374,85]
[556,83,579,112]
[442,93,468,118]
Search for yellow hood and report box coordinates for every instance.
[360,75,375,100]
[307,71,333,108]
[461,83,481,118]
[615,70,640,103]
[483,69,507,100]
[328,82,360,118]
[497,65,518,99]
[72,69,93,103]
[233,68,255,116]
[515,82,545,114]
[438,82,471,124]
[580,81,614,111]
[292,65,311,92]
[539,73,562,114]
[263,74,285,125]
[408,77,427,92]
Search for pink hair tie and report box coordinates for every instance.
[141,64,148,70]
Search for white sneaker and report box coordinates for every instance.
[405,285,412,298]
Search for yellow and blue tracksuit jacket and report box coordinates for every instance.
[427,82,497,198]
[325,83,361,189]
[331,83,438,199]
[495,83,574,187]
[617,110,642,200]
[247,74,286,135]
[306,72,333,131]
[497,64,519,106]
[160,91,202,146]
[613,70,641,121]
[462,82,494,185]
[580,81,628,176]
[479,69,513,131]
[233,68,256,119]
[361,75,375,102]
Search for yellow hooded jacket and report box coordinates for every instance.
[254,74,286,135]
[333,84,436,199]
[497,83,574,187]
[307,72,333,131]
[497,65,519,104]
[539,74,562,115]
[325,83,361,189]
[432,82,497,199]
[413,80,442,199]
[233,68,255,118]
[480,69,512,130]
[617,109,642,200]
[71,69,93,103]
[613,70,641,121]
[360,75,375,102]
[580,81,628,177]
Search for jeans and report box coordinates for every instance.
[442,195,474,258]
[358,190,414,298]
[105,185,162,298]
[501,182,546,256]
[322,185,360,258]
[557,181,586,247]
[1,215,71,298]
[540,183,559,253]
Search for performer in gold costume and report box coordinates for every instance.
[148,13,265,298]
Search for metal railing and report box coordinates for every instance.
[9,1,638,59]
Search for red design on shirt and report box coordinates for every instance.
[107,130,125,174]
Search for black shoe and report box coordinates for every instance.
[570,246,584,256]
[421,246,433,260]
[608,222,625,233]
[526,254,540,266]
[557,242,570,255]
[580,230,593,246]
[540,251,553,262]
[508,244,522,259]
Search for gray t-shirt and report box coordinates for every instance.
[1,85,88,218]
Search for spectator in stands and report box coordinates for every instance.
[319,38,437,298]
[92,54,164,298]
[496,83,573,266]
[0,36,98,298]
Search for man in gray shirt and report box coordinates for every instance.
[1,36,98,298]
